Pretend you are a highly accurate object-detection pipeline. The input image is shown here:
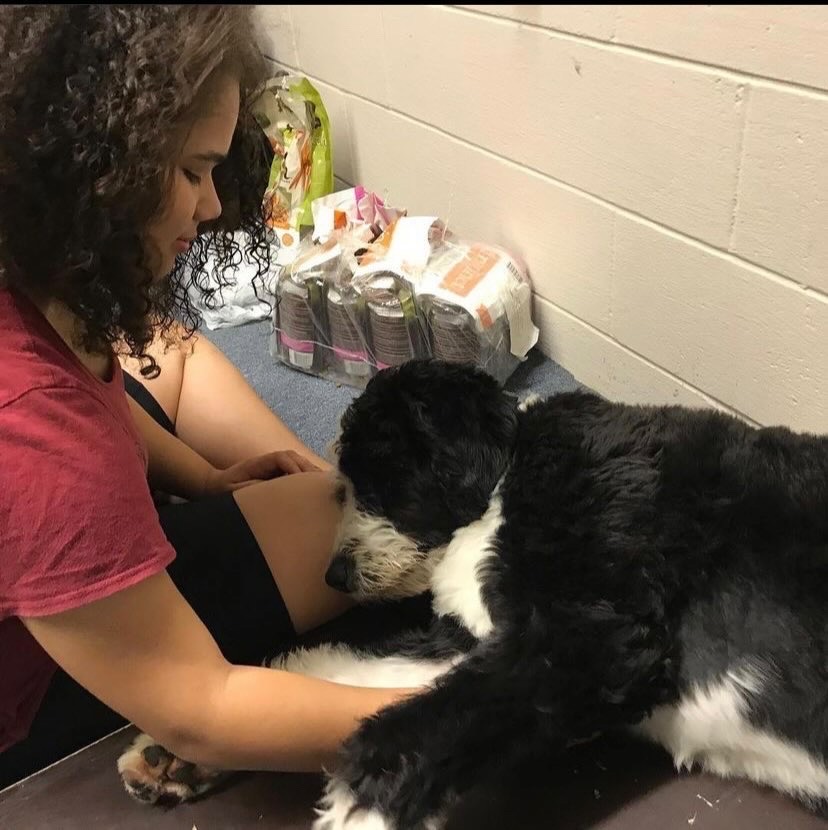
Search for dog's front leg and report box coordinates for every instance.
[275,614,476,691]
[366,613,478,661]
[313,617,667,830]
[311,642,547,830]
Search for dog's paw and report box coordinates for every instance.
[313,780,396,830]
[116,733,226,804]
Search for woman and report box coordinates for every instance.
[0,5,415,791]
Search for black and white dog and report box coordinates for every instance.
[121,359,828,829]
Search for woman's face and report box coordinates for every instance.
[146,75,240,278]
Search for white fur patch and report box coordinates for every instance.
[273,643,458,688]
[344,508,440,599]
[637,663,828,802]
[430,488,503,638]
[117,732,157,773]
[313,780,447,830]
[333,476,443,601]
[517,393,542,412]
[313,780,394,830]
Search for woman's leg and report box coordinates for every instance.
[123,329,351,634]
[119,326,330,470]
[231,472,352,635]
[160,472,352,641]
[122,332,351,634]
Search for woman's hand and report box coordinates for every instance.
[204,450,321,494]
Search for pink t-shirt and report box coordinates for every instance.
[0,288,175,752]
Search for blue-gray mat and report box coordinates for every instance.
[203,320,582,456]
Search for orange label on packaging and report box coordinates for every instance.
[439,245,500,298]
[476,304,494,329]
[358,219,399,266]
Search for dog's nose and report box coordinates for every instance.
[325,554,355,592]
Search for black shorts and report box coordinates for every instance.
[0,373,295,789]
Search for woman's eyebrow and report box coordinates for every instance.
[190,151,227,164]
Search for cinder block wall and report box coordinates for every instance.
[258,5,828,433]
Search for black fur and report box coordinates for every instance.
[325,359,828,829]
[359,613,478,662]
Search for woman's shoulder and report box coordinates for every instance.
[0,288,85,403]
[0,289,131,427]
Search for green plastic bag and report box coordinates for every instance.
[254,73,333,247]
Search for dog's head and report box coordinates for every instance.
[326,359,518,599]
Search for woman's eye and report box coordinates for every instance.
[182,168,202,186]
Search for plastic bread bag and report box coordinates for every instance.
[270,237,340,375]
[254,73,333,265]
[353,268,428,372]
[416,238,540,383]
[345,216,448,370]
[270,218,436,384]
[269,232,402,385]
[325,266,374,382]
[269,214,540,389]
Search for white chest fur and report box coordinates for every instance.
[430,490,504,638]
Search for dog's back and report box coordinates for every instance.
[500,391,828,809]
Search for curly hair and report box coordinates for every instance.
[0,5,274,374]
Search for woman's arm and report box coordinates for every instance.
[119,326,332,471]
[127,396,216,499]
[128,397,318,500]
[23,571,413,772]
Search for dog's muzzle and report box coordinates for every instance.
[325,553,356,593]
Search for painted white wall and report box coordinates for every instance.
[256,5,828,434]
